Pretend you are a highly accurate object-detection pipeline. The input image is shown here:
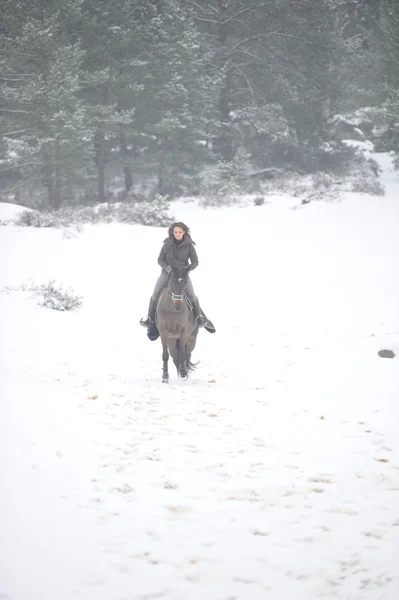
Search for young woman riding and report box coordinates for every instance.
[140,222,215,334]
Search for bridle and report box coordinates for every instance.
[168,271,187,307]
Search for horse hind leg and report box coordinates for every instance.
[176,338,188,380]
[186,333,199,372]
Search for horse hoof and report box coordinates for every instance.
[179,371,188,380]
[162,376,169,384]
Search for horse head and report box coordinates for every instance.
[169,265,189,311]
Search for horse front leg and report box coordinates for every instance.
[161,335,169,384]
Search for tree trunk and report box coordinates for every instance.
[43,146,56,209]
[120,125,133,193]
[217,7,233,162]
[158,139,165,196]
[95,124,106,203]
[219,75,233,162]
[54,135,61,208]
[65,168,76,204]
[123,163,133,193]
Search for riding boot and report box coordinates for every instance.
[140,297,156,328]
[200,310,216,334]
[192,298,207,328]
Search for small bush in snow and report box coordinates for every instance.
[15,209,56,228]
[112,194,172,226]
[351,177,385,196]
[293,141,385,203]
[1,280,82,311]
[200,149,254,205]
[13,197,172,229]
[38,281,82,311]
[348,153,385,196]
[316,141,358,174]
[201,161,241,205]
[290,172,341,205]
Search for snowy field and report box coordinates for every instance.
[1,154,398,600]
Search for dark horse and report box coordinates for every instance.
[156,265,199,383]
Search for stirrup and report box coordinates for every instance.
[140,316,151,328]
[197,314,207,327]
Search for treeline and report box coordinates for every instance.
[0,0,398,207]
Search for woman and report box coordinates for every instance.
[140,222,215,334]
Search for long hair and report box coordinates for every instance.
[168,221,190,237]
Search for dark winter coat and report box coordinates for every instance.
[157,234,199,272]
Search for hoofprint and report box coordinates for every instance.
[0,153,398,600]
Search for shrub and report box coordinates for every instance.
[13,196,172,228]
[1,280,82,311]
[37,280,82,311]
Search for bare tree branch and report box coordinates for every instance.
[0,75,37,81]
[225,3,274,25]
[375,20,399,43]
[1,129,34,136]
[0,108,33,114]
[229,60,255,100]
[227,34,270,55]
[194,16,220,25]
[0,161,44,173]
[230,47,265,67]
[267,31,336,51]
[181,0,218,16]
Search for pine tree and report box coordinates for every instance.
[0,0,88,207]
[186,0,280,163]
[2,0,396,207]
[78,0,156,201]
[130,0,212,196]
[184,0,355,168]
[373,0,399,156]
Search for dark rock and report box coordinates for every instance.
[378,349,396,359]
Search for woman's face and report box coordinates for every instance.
[173,227,184,241]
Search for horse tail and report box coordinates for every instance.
[176,339,198,372]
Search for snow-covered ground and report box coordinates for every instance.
[1,155,398,600]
